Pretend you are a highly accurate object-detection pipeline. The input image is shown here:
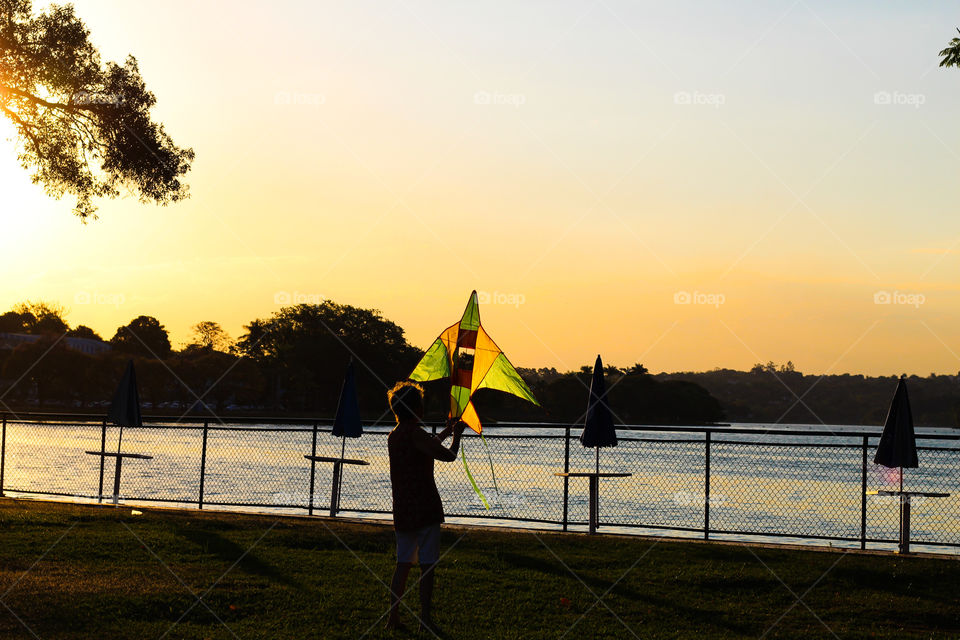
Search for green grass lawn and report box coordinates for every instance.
[1,499,959,639]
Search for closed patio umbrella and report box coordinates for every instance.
[331,359,363,513]
[873,376,934,553]
[874,375,918,492]
[107,359,142,453]
[574,355,624,532]
[87,359,151,505]
[580,354,618,473]
[332,359,362,440]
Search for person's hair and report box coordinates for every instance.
[388,381,424,421]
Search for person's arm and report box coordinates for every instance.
[435,417,460,443]
[413,421,466,462]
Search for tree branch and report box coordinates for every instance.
[0,103,44,158]
[1,84,100,117]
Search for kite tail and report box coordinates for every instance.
[461,442,489,510]
[479,431,500,499]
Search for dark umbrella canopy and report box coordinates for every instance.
[106,360,142,429]
[874,376,918,469]
[580,355,617,448]
[332,360,363,439]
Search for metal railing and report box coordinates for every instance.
[1,413,958,551]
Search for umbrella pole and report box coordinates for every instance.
[898,467,904,551]
[595,447,600,530]
[336,436,347,513]
[117,425,123,455]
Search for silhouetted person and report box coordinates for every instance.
[385,381,465,633]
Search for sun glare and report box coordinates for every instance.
[0,134,46,244]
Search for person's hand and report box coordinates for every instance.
[453,420,468,437]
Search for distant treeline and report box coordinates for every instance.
[4,302,955,428]
[660,362,960,428]
[478,365,724,425]
[0,300,724,425]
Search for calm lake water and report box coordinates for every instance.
[4,420,959,554]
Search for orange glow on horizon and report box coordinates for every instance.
[0,1,959,377]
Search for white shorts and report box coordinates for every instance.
[395,523,441,564]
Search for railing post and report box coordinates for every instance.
[308,422,318,515]
[0,415,6,497]
[562,425,570,532]
[98,420,106,503]
[704,431,711,540]
[861,435,868,550]
[198,421,209,509]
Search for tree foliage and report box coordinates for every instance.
[2,335,91,405]
[110,315,171,359]
[665,365,960,427]
[236,302,423,412]
[2,300,68,334]
[190,321,232,352]
[0,0,193,218]
[501,366,723,425]
[0,298,728,424]
[940,28,960,68]
[66,324,101,340]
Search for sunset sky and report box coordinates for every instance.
[1,0,959,376]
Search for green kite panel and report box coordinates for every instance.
[410,337,450,382]
[478,353,539,406]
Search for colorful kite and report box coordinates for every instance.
[409,291,538,433]
[409,291,538,507]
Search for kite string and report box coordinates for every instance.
[461,442,489,510]
[479,431,500,499]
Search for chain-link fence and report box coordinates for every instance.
[2,415,958,551]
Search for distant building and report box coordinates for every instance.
[0,332,112,356]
